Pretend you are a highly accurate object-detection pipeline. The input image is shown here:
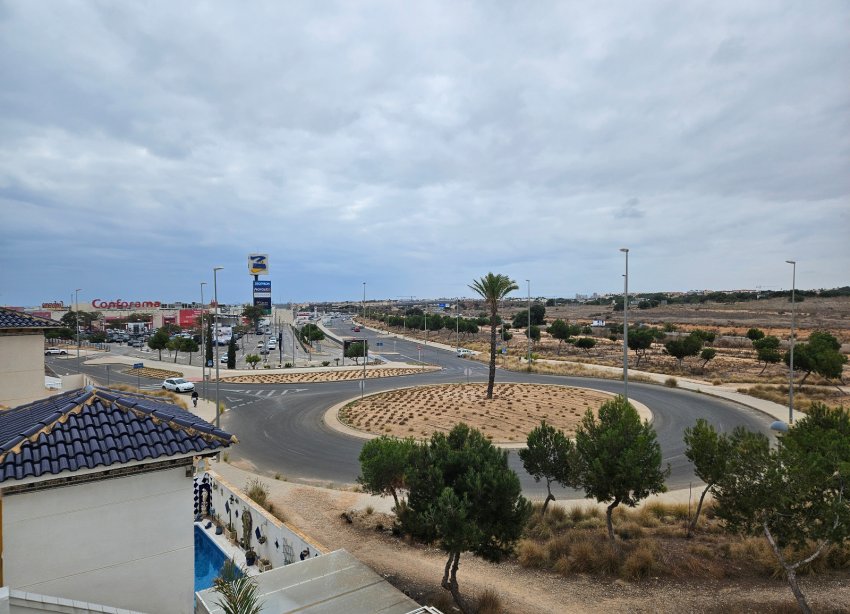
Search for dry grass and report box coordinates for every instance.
[245,477,270,507]
[737,384,848,413]
[518,501,850,582]
[123,366,182,379]
[220,366,440,384]
[474,588,505,614]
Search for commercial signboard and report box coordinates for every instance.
[254,297,272,313]
[253,280,271,298]
[248,253,269,276]
[178,308,204,328]
[215,325,233,346]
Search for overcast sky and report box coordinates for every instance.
[1,1,848,307]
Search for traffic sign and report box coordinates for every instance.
[417,345,422,350]
[501,348,507,354]
[207,359,213,367]
[133,362,143,369]
[376,342,383,347]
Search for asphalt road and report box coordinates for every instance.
[55,322,774,499]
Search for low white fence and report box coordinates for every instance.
[200,470,322,570]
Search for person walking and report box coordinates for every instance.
[191,390,199,408]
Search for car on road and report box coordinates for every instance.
[353,327,360,332]
[162,378,195,393]
[44,348,68,355]
[456,348,475,357]
[220,355,229,363]
[257,339,265,347]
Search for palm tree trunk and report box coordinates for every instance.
[486,304,497,399]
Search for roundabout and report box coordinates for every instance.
[325,383,653,445]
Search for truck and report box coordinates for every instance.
[126,322,149,335]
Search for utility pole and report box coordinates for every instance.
[620,248,629,402]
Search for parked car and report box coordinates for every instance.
[220,355,229,363]
[162,378,195,393]
[44,348,68,355]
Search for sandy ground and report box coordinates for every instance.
[340,383,613,443]
[216,462,850,614]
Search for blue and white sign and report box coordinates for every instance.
[253,280,271,298]
[438,303,447,308]
[248,253,269,275]
[133,362,144,369]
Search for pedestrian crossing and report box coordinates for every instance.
[220,388,308,398]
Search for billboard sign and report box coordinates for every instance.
[248,253,269,276]
[215,325,233,346]
[178,308,204,328]
[253,280,271,298]
[254,297,272,314]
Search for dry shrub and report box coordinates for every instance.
[546,534,573,562]
[568,537,620,574]
[517,540,547,568]
[548,505,568,523]
[726,537,778,575]
[245,478,269,506]
[664,377,678,388]
[617,521,644,540]
[620,540,663,580]
[425,589,455,613]
[576,516,604,530]
[474,588,504,614]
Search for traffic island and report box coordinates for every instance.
[326,382,652,446]
[219,365,441,384]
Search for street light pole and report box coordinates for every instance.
[75,288,82,360]
[786,260,796,424]
[213,267,223,430]
[200,282,207,400]
[362,282,366,387]
[526,280,531,367]
[456,297,459,351]
[620,248,629,402]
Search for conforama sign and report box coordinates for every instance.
[91,299,162,309]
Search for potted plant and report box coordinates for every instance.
[258,558,272,572]
[245,548,257,566]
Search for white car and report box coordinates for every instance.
[162,378,195,393]
[44,348,68,355]
[456,348,475,357]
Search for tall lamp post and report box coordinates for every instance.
[456,297,460,351]
[213,267,223,430]
[786,260,796,424]
[74,288,82,360]
[526,280,531,367]
[620,248,629,402]
[362,282,367,392]
[200,282,207,399]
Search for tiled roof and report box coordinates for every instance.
[0,387,237,482]
[0,307,62,330]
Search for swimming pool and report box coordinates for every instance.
[194,525,237,592]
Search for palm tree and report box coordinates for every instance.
[469,273,518,399]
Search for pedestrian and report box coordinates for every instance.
[191,390,199,408]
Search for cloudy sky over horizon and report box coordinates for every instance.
[1,1,848,307]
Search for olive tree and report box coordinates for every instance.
[573,396,669,543]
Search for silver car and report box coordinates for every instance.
[162,378,195,393]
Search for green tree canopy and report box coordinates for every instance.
[469,273,518,399]
[245,354,261,369]
[402,423,531,613]
[714,406,850,613]
[345,341,367,364]
[519,421,577,514]
[753,335,781,374]
[700,347,717,369]
[683,418,732,537]
[525,324,541,343]
[627,327,657,367]
[148,329,169,361]
[547,319,575,355]
[511,303,546,328]
[574,396,669,543]
[241,305,265,330]
[664,333,704,367]
[574,337,596,353]
[785,330,847,386]
[357,436,417,510]
[227,336,237,369]
[746,328,765,342]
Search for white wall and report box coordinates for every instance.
[4,465,194,614]
[0,334,45,408]
[205,471,320,569]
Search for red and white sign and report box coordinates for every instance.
[179,308,204,328]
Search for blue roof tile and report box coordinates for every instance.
[0,387,236,482]
[0,307,62,330]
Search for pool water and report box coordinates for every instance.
[194,525,237,592]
